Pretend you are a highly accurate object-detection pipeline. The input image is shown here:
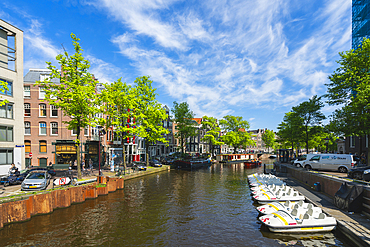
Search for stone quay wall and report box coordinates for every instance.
[0,165,170,229]
[0,176,124,228]
[283,164,370,216]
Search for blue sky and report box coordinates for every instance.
[1,0,351,131]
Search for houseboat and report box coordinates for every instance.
[216,154,257,164]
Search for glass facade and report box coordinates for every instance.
[353,0,370,49]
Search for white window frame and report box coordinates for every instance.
[39,87,46,99]
[51,122,58,136]
[24,86,30,98]
[50,105,58,117]
[25,122,31,135]
[39,122,47,135]
[24,103,31,117]
[72,129,78,136]
[350,136,355,148]
[84,127,89,136]
[39,104,47,117]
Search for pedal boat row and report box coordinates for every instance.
[248,173,337,233]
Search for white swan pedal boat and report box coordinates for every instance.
[251,184,291,196]
[256,200,322,215]
[259,209,336,233]
[253,189,305,204]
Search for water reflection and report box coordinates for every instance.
[0,161,351,246]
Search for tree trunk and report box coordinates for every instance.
[76,127,81,179]
[145,141,150,167]
[306,125,309,154]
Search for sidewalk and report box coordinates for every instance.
[0,165,170,198]
[278,174,370,247]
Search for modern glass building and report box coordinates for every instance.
[353,0,370,49]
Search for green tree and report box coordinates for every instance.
[171,101,197,155]
[292,95,326,154]
[201,116,224,157]
[276,111,304,154]
[99,78,136,172]
[262,129,276,153]
[325,37,370,162]
[219,115,252,154]
[36,33,99,179]
[134,76,169,166]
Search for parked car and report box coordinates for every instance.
[302,154,356,173]
[132,162,147,171]
[149,159,162,167]
[21,170,51,191]
[292,154,317,168]
[348,165,370,180]
[28,167,56,177]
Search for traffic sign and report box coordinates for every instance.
[29,152,32,157]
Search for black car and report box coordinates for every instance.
[348,165,370,180]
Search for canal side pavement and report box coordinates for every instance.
[0,165,170,198]
[276,170,370,247]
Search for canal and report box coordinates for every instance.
[0,161,351,246]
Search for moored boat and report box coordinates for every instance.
[259,209,336,233]
[174,159,211,170]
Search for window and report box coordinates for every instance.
[0,149,13,164]
[39,122,46,135]
[39,74,50,81]
[24,86,30,97]
[0,79,13,96]
[0,103,13,119]
[39,104,46,117]
[50,105,58,117]
[24,103,31,117]
[350,136,355,148]
[39,141,47,153]
[25,141,31,153]
[72,128,78,136]
[92,127,99,137]
[39,87,46,99]
[25,122,31,135]
[84,127,89,136]
[310,155,321,161]
[107,130,112,141]
[51,122,58,135]
[0,126,13,142]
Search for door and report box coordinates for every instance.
[39,158,47,167]
[309,155,321,169]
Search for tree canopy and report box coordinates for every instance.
[262,129,276,153]
[201,116,224,157]
[171,101,197,154]
[219,115,253,154]
[36,33,99,179]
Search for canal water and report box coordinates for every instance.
[0,161,351,246]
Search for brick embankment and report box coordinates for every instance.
[276,163,370,247]
[0,165,170,229]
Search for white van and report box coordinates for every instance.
[293,154,316,167]
[302,154,356,173]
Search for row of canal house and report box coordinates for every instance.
[23,68,178,169]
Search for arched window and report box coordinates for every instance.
[39,122,46,135]
[25,122,31,135]
[39,104,46,117]
[24,103,31,117]
[51,122,58,135]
